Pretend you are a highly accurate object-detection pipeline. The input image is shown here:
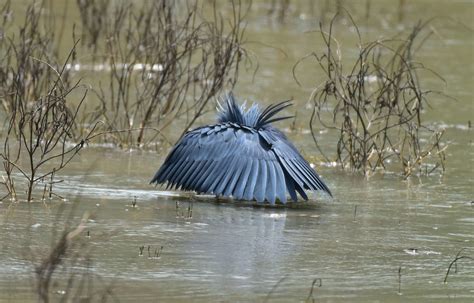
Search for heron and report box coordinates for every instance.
[151,93,332,204]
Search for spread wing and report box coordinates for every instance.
[151,123,331,204]
[259,126,332,197]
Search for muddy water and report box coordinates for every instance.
[1,0,473,302]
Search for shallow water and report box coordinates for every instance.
[1,0,473,302]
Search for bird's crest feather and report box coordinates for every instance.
[217,93,292,128]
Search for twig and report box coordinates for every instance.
[264,274,289,302]
[444,248,473,283]
[305,278,322,302]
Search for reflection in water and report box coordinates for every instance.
[1,180,473,301]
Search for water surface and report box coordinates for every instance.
[0,0,473,302]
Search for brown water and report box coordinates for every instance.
[1,1,473,302]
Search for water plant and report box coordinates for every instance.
[0,1,96,202]
[76,0,248,147]
[0,0,248,201]
[295,14,448,177]
[443,248,473,283]
[305,278,323,303]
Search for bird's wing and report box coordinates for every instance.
[259,126,332,197]
[151,123,288,204]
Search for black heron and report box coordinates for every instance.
[151,93,331,204]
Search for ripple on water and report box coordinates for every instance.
[403,248,442,256]
[55,181,188,201]
[457,217,474,223]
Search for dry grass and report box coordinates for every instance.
[295,14,448,177]
[76,0,249,147]
[0,0,249,201]
[0,2,95,202]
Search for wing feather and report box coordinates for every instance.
[166,158,190,189]
[151,122,331,202]
[154,136,193,185]
[264,126,332,197]
[181,160,207,190]
[288,158,318,189]
[199,136,236,191]
[294,158,329,191]
[274,163,287,203]
[243,159,258,201]
[254,160,266,202]
[177,160,200,189]
[223,158,246,197]
[266,160,277,204]
[295,181,308,200]
[278,157,305,189]
[213,155,239,195]
[169,141,198,186]
[194,160,219,192]
[284,173,297,202]
[171,159,194,189]
[232,158,253,199]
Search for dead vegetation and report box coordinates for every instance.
[0,1,95,202]
[295,14,448,177]
[443,248,473,284]
[76,0,248,147]
[0,0,249,201]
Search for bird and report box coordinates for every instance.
[151,93,332,204]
